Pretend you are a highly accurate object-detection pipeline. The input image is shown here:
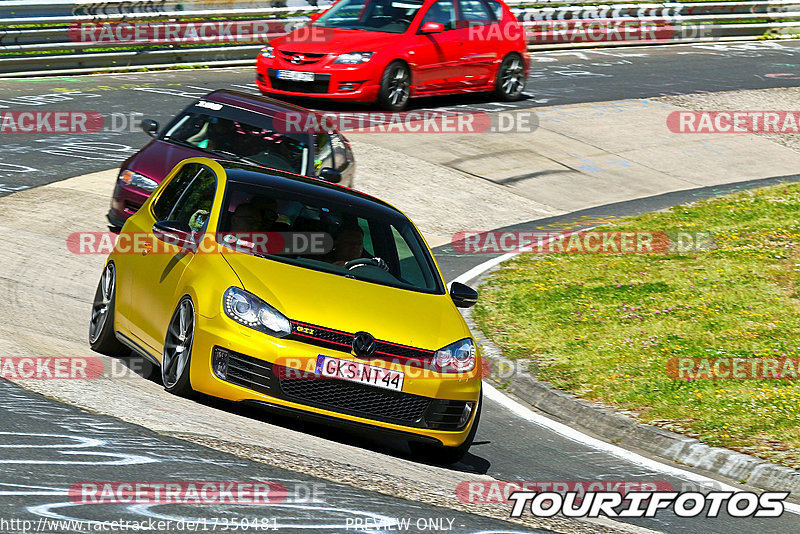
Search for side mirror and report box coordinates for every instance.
[450,282,478,308]
[152,220,194,251]
[309,13,322,22]
[420,22,445,34]
[141,119,159,137]
[319,167,342,183]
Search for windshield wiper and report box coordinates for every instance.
[162,137,200,150]
[205,148,261,167]
[163,137,261,167]
[321,24,364,30]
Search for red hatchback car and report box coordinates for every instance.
[256,0,528,110]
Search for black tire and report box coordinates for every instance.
[161,296,195,396]
[89,262,126,356]
[409,393,482,465]
[494,53,525,102]
[377,61,411,111]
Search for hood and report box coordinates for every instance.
[127,140,210,183]
[223,252,466,352]
[273,27,393,55]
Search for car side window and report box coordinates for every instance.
[485,0,502,19]
[358,217,375,256]
[390,225,429,288]
[168,167,217,232]
[457,0,494,27]
[152,163,202,221]
[314,133,335,175]
[331,133,349,171]
[420,0,456,31]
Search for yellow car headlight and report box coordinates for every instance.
[223,287,291,338]
[433,338,475,373]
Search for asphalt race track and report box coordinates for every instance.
[4,40,800,194]
[0,380,537,533]
[2,40,800,534]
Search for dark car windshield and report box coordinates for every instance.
[314,0,425,33]
[162,101,311,175]
[217,180,444,294]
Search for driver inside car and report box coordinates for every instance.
[204,117,238,152]
[330,223,366,266]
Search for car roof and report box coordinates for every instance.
[218,161,404,219]
[205,89,318,119]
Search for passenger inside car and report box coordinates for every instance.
[230,203,263,233]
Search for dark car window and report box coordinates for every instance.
[217,181,443,294]
[485,0,503,19]
[314,133,335,175]
[161,101,312,176]
[152,163,202,221]
[421,0,456,30]
[314,0,426,33]
[457,0,494,26]
[168,167,217,232]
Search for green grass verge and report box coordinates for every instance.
[473,182,800,469]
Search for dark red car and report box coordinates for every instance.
[108,90,355,228]
[255,0,528,110]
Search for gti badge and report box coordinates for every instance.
[352,331,376,358]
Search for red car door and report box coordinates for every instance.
[451,0,500,87]
[407,0,463,92]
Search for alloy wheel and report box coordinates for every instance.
[388,67,410,108]
[499,56,524,98]
[162,299,194,389]
[89,263,115,343]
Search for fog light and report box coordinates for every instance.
[459,402,475,427]
[212,347,229,380]
[338,82,359,92]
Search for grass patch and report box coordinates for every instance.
[473,182,800,469]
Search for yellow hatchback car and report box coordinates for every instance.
[89,157,482,463]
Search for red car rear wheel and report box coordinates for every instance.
[495,53,525,102]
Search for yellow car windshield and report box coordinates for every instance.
[217,181,443,294]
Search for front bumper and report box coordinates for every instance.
[190,313,482,447]
[108,182,150,227]
[255,57,382,103]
